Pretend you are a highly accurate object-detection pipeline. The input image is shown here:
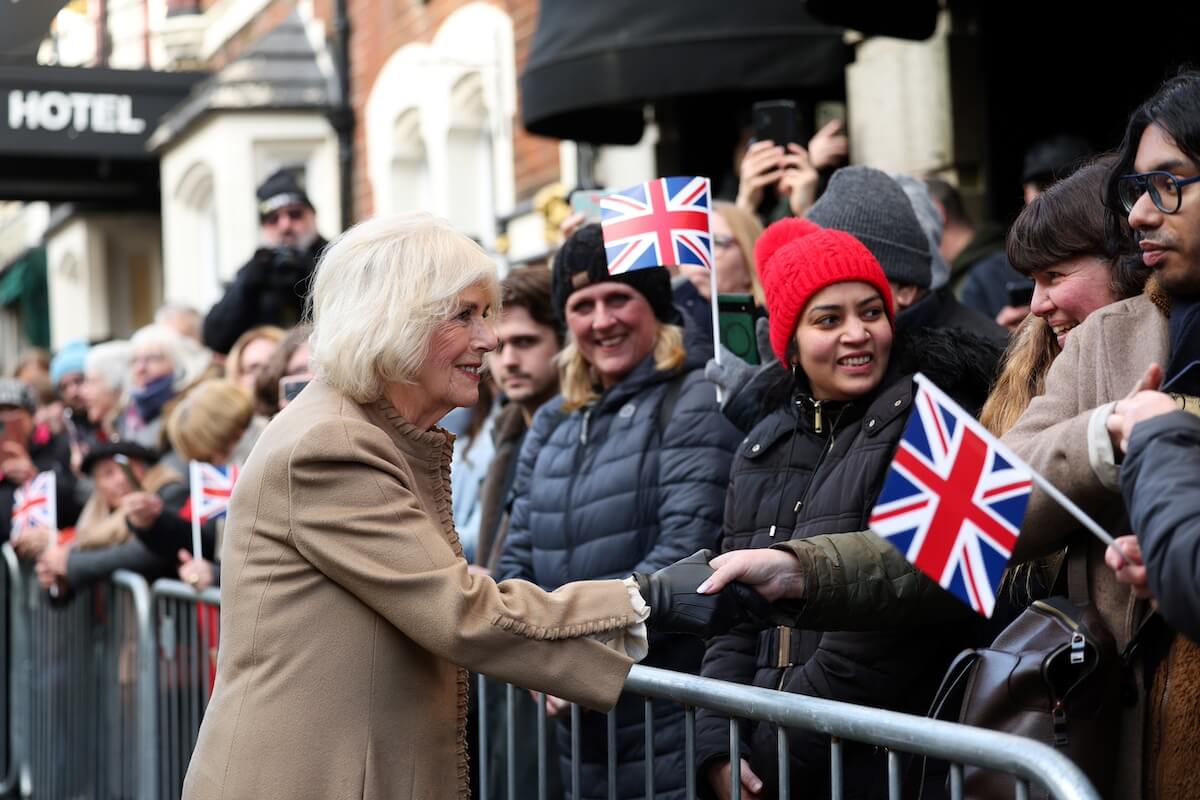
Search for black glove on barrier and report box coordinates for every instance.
[632,550,771,639]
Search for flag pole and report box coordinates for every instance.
[707,185,723,403]
[47,472,59,599]
[189,461,204,568]
[1023,471,1116,549]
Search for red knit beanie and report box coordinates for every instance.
[755,217,895,366]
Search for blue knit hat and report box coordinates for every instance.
[50,340,89,386]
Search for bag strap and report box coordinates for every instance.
[919,649,981,797]
[1066,543,1091,607]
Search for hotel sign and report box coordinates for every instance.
[0,65,203,158]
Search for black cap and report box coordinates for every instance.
[256,167,313,218]
[81,441,160,476]
[1021,135,1092,187]
[551,224,680,326]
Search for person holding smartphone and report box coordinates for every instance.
[736,101,848,224]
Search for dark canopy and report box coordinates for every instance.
[520,0,849,144]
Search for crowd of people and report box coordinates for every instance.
[4,69,1200,800]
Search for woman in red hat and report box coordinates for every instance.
[694,217,998,800]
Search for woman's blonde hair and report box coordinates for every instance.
[308,212,500,402]
[979,314,1060,437]
[713,200,766,306]
[166,379,254,463]
[557,323,686,412]
[225,325,286,384]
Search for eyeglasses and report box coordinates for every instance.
[262,207,307,226]
[712,233,736,250]
[1117,171,1200,214]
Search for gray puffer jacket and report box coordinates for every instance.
[497,348,741,800]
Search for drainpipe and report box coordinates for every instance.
[96,0,109,66]
[331,0,354,231]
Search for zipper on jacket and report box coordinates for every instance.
[812,400,823,434]
[579,407,593,445]
[769,403,845,536]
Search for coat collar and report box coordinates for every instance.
[367,396,455,468]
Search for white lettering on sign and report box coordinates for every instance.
[7,90,146,135]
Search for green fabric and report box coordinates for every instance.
[771,530,975,629]
[0,247,50,348]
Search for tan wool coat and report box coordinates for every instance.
[1002,292,1176,799]
[182,381,638,800]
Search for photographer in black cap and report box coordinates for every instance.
[202,167,329,353]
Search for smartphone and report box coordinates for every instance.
[279,375,311,406]
[1006,281,1035,308]
[752,99,800,146]
[569,189,607,225]
[717,294,759,365]
[112,454,143,491]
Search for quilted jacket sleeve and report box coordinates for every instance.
[494,400,565,583]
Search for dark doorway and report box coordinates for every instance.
[972,0,1198,222]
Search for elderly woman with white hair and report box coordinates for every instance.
[118,324,209,449]
[181,213,749,800]
[80,340,133,444]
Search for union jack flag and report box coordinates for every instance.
[189,461,240,525]
[600,176,712,274]
[869,375,1033,617]
[11,471,56,541]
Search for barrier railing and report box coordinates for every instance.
[150,579,221,800]
[1,554,1101,800]
[475,666,1101,800]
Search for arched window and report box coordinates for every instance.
[446,72,494,246]
[174,162,221,307]
[390,109,431,215]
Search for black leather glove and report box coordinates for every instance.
[633,550,771,638]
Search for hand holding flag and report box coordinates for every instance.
[11,470,56,542]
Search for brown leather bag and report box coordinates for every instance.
[929,549,1120,799]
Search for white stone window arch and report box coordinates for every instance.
[365,3,515,242]
[445,72,494,245]
[391,108,432,215]
[174,161,221,308]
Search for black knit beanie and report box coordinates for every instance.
[551,224,680,325]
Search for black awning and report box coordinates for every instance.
[520,1,850,144]
[804,0,940,41]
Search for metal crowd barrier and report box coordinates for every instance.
[150,579,221,800]
[476,666,1100,800]
[1,547,1101,800]
[0,543,156,800]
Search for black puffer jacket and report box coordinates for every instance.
[695,328,1000,799]
[498,346,741,800]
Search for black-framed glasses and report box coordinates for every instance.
[1117,171,1200,214]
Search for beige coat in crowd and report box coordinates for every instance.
[1003,290,1200,799]
[182,381,638,800]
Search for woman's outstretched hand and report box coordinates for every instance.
[699,549,806,604]
[633,550,770,638]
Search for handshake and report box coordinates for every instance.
[632,550,773,639]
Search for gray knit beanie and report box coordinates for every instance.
[891,172,951,290]
[806,165,932,289]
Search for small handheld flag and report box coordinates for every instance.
[869,375,1032,617]
[11,471,56,541]
[188,461,239,568]
[600,176,712,275]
